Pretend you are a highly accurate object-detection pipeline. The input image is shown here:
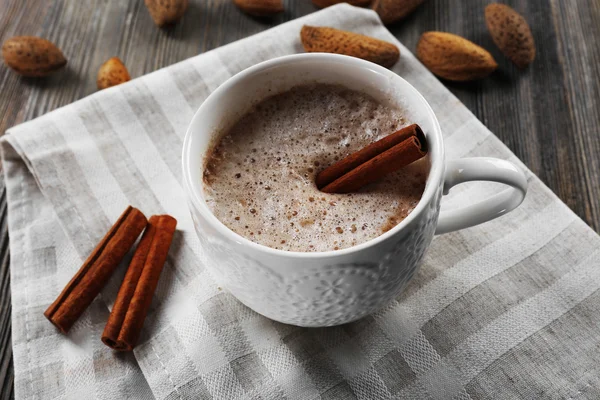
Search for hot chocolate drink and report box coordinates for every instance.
[203,84,428,252]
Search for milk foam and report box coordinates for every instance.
[204,84,428,252]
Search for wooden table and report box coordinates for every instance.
[0,0,598,398]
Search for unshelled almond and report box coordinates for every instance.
[144,0,189,27]
[301,25,399,68]
[312,0,371,8]
[97,57,131,90]
[485,3,535,68]
[416,31,497,81]
[371,0,425,25]
[233,0,283,17]
[2,36,66,77]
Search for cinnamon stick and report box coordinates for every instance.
[315,124,425,189]
[44,206,147,334]
[102,215,177,351]
[318,125,428,194]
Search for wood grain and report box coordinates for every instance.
[0,0,598,396]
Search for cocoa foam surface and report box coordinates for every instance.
[203,84,428,252]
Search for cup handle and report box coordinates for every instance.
[435,157,528,235]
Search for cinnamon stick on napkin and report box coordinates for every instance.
[102,215,177,351]
[44,206,148,333]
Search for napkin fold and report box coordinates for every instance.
[3,4,600,399]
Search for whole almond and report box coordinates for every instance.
[301,25,400,68]
[371,0,425,25]
[485,3,535,68]
[312,0,371,8]
[233,0,283,17]
[97,57,131,90]
[2,36,66,77]
[416,31,498,81]
[144,0,189,27]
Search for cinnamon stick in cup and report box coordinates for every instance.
[316,124,424,188]
[44,206,148,334]
[102,215,177,351]
[316,124,428,193]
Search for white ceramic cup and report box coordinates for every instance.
[182,53,528,327]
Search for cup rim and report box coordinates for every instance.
[182,53,444,259]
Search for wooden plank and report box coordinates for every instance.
[549,0,600,231]
[0,0,598,397]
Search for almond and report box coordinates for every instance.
[144,0,189,27]
[300,25,400,68]
[233,0,283,17]
[312,0,371,8]
[485,3,535,68]
[2,36,66,77]
[372,0,425,25]
[97,57,131,90]
[416,31,498,81]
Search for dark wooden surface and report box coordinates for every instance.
[0,0,599,397]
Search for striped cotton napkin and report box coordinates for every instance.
[3,4,600,399]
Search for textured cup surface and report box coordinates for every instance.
[182,54,445,326]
